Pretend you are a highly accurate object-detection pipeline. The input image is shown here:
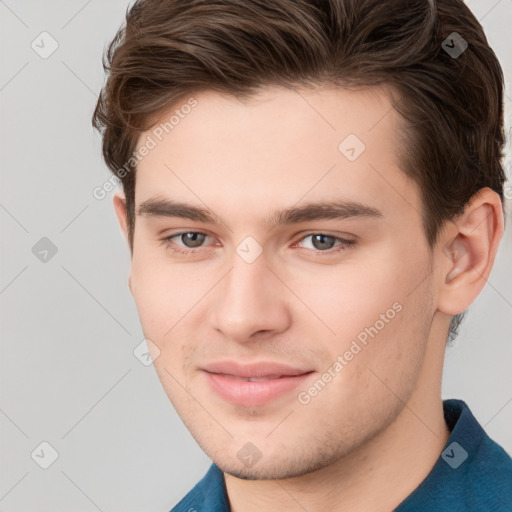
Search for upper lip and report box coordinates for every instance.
[202,361,313,378]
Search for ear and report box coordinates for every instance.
[436,187,504,316]
[113,191,129,244]
[113,192,135,293]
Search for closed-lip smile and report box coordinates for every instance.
[201,360,315,407]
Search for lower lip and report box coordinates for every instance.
[203,371,314,407]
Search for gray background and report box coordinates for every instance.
[0,1,511,511]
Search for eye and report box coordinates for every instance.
[163,231,212,254]
[162,231,357,256]
[293,233,357,255]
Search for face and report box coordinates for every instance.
[125,85,438,479]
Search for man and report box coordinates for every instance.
[92,0,512,510]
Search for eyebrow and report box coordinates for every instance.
[137,197,382,228]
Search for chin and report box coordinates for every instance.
[210,446,344,481]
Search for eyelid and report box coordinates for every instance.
[293,232,356,247]
[163,231,215,252]
[163,230,356,255]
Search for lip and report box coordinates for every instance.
[201,360,315,407]
[202,360,312,378]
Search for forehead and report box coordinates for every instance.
[133,85,419,227]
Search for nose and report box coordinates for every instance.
[211,252,291,343]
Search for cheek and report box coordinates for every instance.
[280,252,409,344]
[130,254,205,378]
[295,298,428,440]
[294,248,430,395]
[129,250,199,333]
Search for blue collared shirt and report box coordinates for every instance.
[170,399,512,511]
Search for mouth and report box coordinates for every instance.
[201,361,315,407]
[219,375,288,382]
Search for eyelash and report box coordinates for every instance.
[162,231,357,256]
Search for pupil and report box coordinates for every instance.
[183,233,205,248]
[313,234,334,250]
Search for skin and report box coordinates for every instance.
[113,85,503,511]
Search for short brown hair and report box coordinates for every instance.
[92,0,506,338]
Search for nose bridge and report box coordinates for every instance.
[212,248,288,340]
[222,251,271,317]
